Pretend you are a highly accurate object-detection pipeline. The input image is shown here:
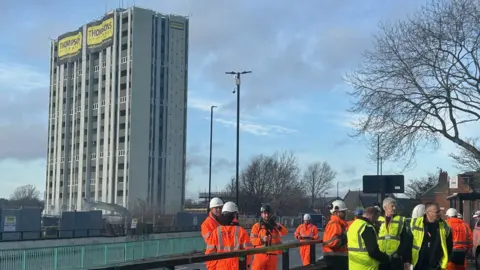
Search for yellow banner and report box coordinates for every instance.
[58,32,82,58]
[87,16,114,46]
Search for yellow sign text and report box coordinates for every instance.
[58,32,82,58]
[87,17,114,46]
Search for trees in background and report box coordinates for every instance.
[302,162,335,209]
[222,151,336,215]
[346,0,480,168]
[2,184,44,208]
[405,173,438,199]
[450,138,480,173]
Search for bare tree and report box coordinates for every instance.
[302,162,335,209]
[8,185,43,208]
[232,151,308,215]
[405,172,438,199]
[10,185,40,201]
[449,138,480,172]
[345,0,480,168]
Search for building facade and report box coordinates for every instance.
[45,7,188,215]
[420,170,476,221]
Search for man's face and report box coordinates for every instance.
[426,205,441,222]
[384,202,396,216]
[337,211,346,219]
[211,206,222,216]
[261,211,271,221]
[304,219,310,224]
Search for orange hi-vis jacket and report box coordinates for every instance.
[201,213,221,270]
[250,221,288,255]
[295,223,319,240]
[295,223,319,266]
[205,225,253,270]
[446,218,473,252]
[322,215,348,256]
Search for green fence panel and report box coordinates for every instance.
[0,236,205,270]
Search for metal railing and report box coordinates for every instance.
[91,239,327,270]
[0,236,205,269]
[0,224,257,242]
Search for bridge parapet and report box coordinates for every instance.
[92,239,327,270]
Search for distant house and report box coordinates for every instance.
[313,196,340,217]
[343,190,395,211]
[419,170,477,220]
[395,198,421,216]
[313,196,339,208]
[343,190,419,218]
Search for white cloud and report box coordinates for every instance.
[0,63,49,92]
[188,97,223,112]
[214,118,297,136]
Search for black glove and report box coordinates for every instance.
[268,216,277,228]
[339,233,347,246]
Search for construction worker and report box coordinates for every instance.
[250,204,288,270]
[445,208,472,270]
[294,214,319,266]
[410,202,453,270]
[377,197,411,270]
[472,211,480,229]
[205,201,252,270]
[411,204,426,219]
[322,199,349,270]
[347,206,390,270]
[348,208,364,228]
[201,197,223,270]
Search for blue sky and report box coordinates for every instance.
[0,0,473,200]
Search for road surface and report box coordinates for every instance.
[174,233,323,270]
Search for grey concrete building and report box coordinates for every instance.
[45,7,188,215]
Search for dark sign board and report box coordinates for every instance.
[362,175,405,194]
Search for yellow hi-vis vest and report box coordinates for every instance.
[377,215,405,255]
[410,217,450,269]
[347,219,379,270]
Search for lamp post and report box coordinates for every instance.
[337,182,340,198]
[225,70,252,206]
[208,105,217,203]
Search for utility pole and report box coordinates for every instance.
[225,71,252,207]
[376,134,380,175]
[336,182,339,198]
[380,157,383,175]
[208,105,217,204]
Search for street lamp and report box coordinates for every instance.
[337,182,340,198]
[208,105,217,203]
[225,70,252,207]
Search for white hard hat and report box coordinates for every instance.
[209,197,224,208]
[412,204,426,218]
[457,213,463,219]
[330,200,348,213]
[303,214,311,220]
[445,208,458,217]
[475,210,480,215]
[222,201,238,213]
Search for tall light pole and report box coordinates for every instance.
[208,105,217,204]
[337,182,340,198]
[225,70,252,207]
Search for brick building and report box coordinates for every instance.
[419,170,478,220]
